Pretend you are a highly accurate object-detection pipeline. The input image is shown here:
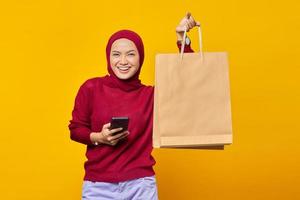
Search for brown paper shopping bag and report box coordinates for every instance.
[153,26,232,148]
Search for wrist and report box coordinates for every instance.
[176,31,184,41]
[90,132,103,145]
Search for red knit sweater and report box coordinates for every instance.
[68,42,193,182]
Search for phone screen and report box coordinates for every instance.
[109,117,129,135]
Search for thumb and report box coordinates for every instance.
[186,12,191,19]
[104,122,111,129]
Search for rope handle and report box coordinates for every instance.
[180,25,204,61]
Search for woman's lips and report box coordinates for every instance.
[117,66,131,74]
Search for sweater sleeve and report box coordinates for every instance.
[68,80,94,146]
[177,40,194,53]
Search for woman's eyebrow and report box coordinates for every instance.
[126,50,136,53]
[111,50,136,53]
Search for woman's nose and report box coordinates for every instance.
[120,55,128,65]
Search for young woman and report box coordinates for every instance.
[69,13,199,200]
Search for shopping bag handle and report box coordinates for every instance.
[180,25,204,61]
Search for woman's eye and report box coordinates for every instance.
[112,53,119,56]
[128,53,135,56]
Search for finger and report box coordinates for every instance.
[107,135,118,144]
[110,131,129,140]
[109,140,117,146]
[111,132,129,144]
[189,15,200,27]
[107,131,129,145]
[186,25,190,32]
[183,23,189,31]
[184,21,192,31]
[187,21,193,29]
[103,123,111,129]
[109,127,123,135]
[189,15,194,22]
[111,133,128,142]
[115,134,128,141]
[103,140,112,145]
[188,17,196,27]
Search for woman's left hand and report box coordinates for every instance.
[176,12,200,41]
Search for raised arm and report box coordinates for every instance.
[175,12,200,53]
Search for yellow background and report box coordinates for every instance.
[1,0,299,199]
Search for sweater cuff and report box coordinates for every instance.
[79,128,93,146]
[69,124,94,146]
[177,41,194,53]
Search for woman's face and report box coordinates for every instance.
[110,38,140,80]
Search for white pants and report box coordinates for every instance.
[82,175,159,200]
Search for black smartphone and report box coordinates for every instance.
[109,117,129,135]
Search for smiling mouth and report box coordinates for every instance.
[117,66,131,73]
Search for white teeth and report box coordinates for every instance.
[117,67,130,71]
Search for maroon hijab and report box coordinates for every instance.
[102,29,145,91]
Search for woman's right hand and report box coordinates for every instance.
[90,122,129,146]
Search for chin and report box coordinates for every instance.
[116,74,134,80]
[112,67,138,80]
